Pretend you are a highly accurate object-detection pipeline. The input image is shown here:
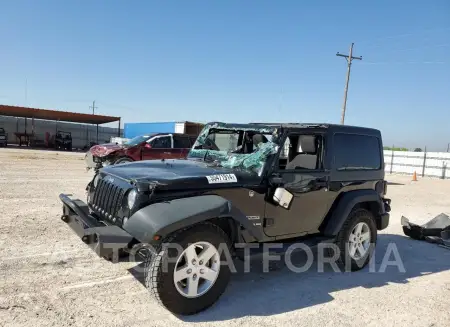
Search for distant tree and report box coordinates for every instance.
[414,148,423,152]
[383,146,409,151]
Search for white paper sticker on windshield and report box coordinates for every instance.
[206,174,238,184]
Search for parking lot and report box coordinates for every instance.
[1,148,450,327]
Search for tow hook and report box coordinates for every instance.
[82,234,98,245]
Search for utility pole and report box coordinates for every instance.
[89,100,97,114]
[89,101,98,143]
[25,79,28,134]
[25,79,28,107]
[336,43,362,124]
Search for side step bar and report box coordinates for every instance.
[234,236,335,260]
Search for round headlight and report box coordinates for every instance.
[127,189,138,208]
[93,174,100,187]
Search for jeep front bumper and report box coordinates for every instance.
[59,194,134,259]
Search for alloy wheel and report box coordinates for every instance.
[173,241,221,298]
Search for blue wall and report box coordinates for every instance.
[124,122,176,139]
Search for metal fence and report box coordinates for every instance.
[384,150,450,179]
[0,116,121,149]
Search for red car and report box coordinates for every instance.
[85,133,197,171]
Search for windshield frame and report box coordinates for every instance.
[187,122,282,176]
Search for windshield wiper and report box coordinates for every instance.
[203,149,209,161]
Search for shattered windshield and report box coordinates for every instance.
[187,123,281,175]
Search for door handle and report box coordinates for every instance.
[164,152,171,154]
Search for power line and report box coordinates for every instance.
[357,26,450,48]
[370,43,449,54]
[97,101,135,111]
[360,60,446,65]
[336,43,362,125]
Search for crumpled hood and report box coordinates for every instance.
[89,143,124,157]
[100,159,259,190]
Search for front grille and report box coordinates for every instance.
[91,178,126,222]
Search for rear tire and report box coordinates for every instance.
[328,208,377,272]
[144,222,232,315]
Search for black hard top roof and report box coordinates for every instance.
[206,121,381,135]
[145,132,194,137]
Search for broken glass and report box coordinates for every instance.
[188,122,280,175]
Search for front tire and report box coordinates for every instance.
[114,157,132,165]
[144,223,232,315]
[330,208,377,272]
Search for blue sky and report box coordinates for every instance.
[0,0,449,150]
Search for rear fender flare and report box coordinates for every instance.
[123,195,263,243]
[322,189,382,236]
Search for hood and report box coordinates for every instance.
[100,159,261,190]
[90,143,124,157]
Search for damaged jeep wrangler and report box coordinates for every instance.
[59,122,391,315]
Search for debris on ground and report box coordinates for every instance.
[401,213,450,249]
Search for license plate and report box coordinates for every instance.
[206,173,238,184]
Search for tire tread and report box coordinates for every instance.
[327,208,377,271]
[144,222,231,314]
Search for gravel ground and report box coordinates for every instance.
[1,148,450,327]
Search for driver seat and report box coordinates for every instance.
[252,134,267,148]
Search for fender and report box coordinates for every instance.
[123,195,264,243]
[322,189,383,236]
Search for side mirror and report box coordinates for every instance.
[273,187,293,209]
[144,143,152,149]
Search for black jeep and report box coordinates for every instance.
[59,122,391,315]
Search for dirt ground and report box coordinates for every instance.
[1,148,449,327]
